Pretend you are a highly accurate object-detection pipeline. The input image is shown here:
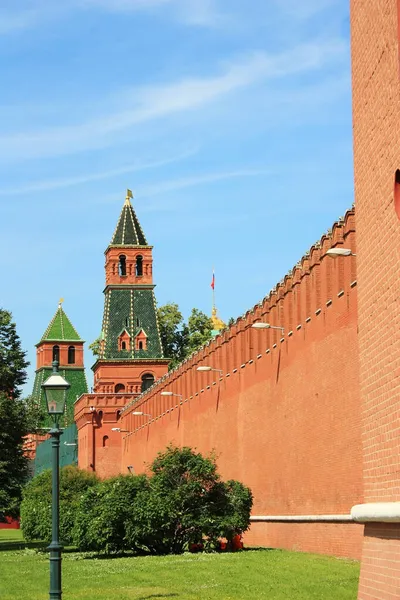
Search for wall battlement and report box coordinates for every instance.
[122,206,356,422]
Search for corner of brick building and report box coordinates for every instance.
[351,1,400,598]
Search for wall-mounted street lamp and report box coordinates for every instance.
[326,248,356,258]
[132,411,152,417]
[251,322,285,335]
[160,391,183,399]
[196,366,224,375]
[111,427,130,433]
[41,360,70,600]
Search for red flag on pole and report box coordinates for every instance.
[211,270,215,290]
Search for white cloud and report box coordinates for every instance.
[0,148,196,196]
[138,167,271,203]
[0,8,40,34]
[0,41,346,161]
[0,0,220,35]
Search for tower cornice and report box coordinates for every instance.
[105,244,153,254]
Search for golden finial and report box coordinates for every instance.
[125,189,133,205]
[58,298,64,309]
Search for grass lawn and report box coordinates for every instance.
[0,530,359,600]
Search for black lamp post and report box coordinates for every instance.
[41,360,70,600]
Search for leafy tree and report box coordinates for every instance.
[73,474,149,553]
[89,336,101,357]
[186,309,213,355]
[157,303,187,369]
[0,393,30,520]
[0,308,31,520]
[0,308,29,400]
[24,395,46,432]
[157,304,213,369]
[21,466,98,544]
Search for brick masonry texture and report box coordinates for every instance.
[351,0,400,597]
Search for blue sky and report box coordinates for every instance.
[0,0,353,395]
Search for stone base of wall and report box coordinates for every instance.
[358,523,400,600]
[244,522,363,560]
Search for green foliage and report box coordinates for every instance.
[20,466,98,544]
[186,308,213,355]
[23,395,46,432]
[22,448,252,556]
[88,336,101,357]
[157,303,214,369]
[0,309,32,520]
[0,308,29,400]
[73,474,149,553]
[124,446,252,554]
[0,393,30,520]
[215,480,253,546]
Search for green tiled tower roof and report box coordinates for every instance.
[40,305,82,342]
[110,195,148,246]
[100,288,163,360]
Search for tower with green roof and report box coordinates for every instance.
[92,190,169,395]
[32,302,88,426]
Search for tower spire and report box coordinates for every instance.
[125,188,133,206]
[110,190,147,246]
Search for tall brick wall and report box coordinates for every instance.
[351,0,400,597]
[112,210,364,559]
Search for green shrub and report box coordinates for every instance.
[215,480,254,547]
[22,447,253,555]
[124,446,253,554]
[73,474,149,552]
[20,466,98,544]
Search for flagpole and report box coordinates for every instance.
[212,268,215,313]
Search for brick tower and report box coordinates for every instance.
[93,191,169,393]
[351,1,400,598]
[32,302,87,426]
[75,191,169,477]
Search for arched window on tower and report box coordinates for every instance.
[121,341,126,350]
[68,345,75,364]
[115,383,125,393]
[141,373,155,393]
[139,341,143,350]
[136,255,143,277]
[52,345,60,363]
[118,255,127,277]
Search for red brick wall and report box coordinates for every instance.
[351,0,400,596]
[118,210,363,559]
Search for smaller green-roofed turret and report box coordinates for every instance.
[40,302,83,342]
[32,301,87,426]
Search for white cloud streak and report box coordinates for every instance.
[0,41,346,161]
[0,148,197,196]
[138,167,271,202]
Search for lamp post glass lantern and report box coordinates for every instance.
[41,361,70,600]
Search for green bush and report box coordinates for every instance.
[124,446,253,554]
[20,466,98,544]
[215,480,254,547]
[22,447,253,555]
[73,474,149,553]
